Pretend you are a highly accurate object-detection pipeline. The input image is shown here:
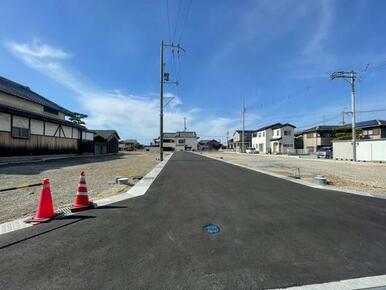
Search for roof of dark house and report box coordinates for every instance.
[301,125,339,134]
[0,76,75,116]
[92,130,120,140]
[355,120,386,128]
[120,139,138,144]
[176,131,198,138]
[235,130,256,134]
[255,123,282,132]
[0,104,85,129]
[199,139,221,145]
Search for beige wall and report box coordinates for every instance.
[0,92,65,120]
[30,119,44,135]
[0,112,11,132]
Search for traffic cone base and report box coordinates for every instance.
[25,178,57,224]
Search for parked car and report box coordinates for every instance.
[316,146,333,159]
[246,148,258,154]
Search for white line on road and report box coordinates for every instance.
[272,274,386,290]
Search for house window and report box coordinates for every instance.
[12,127,30,139]
[284,130,291,136]
[263,131,265,137]
[43,106,59,115]
[276,130,280,136]
[306,133,314,138]
[258,133,261,138]
[178,139,185,144]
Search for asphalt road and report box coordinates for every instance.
[1,151,386,289]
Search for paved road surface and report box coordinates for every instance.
[1,152,386,289]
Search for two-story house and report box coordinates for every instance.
[228,130,255,151]
[153,131,199,151]
[356,120,386,139]
[270,124,296,154]
[0,76,95,156]
[251,123,295,154]
[300,125,339,153]
[251,123,280,153]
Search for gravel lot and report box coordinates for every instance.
[202,151,386,195]
[0,151,160,223]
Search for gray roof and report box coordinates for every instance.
[92,130,120,140]
[355,120,386,129]
[176,131,198,138]
[301,125,340,133]
[120,139,138,144]
[255,123,282,132]
[0,76,75,116]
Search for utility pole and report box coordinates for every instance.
[241,97,246,153]
[331,71,358,161]
[159,40,185,161]
[159,40,164,161]
[226,131,229,148]
[183,117,187,131]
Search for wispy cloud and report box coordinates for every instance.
[303,0,334,55]
[6,39,71,59]
[5,39,239,142]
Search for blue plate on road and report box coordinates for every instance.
[203,224,220,235]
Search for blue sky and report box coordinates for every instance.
[1,0,386,143]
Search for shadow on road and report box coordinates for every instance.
[0,154,124,176]
[0,215,95,250]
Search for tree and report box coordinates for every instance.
[333,126,363,140]
[69,113,88,126]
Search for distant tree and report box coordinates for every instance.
[333,126,363,140]
[69,113,88,126]
[135,143,144,149]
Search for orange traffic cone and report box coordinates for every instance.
[72,171,93,211]
[25,179,57,223]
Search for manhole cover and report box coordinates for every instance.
[203,224,220,235]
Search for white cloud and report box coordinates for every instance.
[5,39,240,143]
[6,39,71,59]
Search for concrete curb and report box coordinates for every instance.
[198,152,386,200]
[0,153,173,236]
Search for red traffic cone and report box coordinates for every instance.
[72,171,93,211]
[25,179,57,224]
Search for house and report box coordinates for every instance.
[0,76,94,156]
[270,123,296,154]
[251,123,296,154]
[228,130,255,151]
[299,125,339,153]
[198,139,222,151]
[92,130,120,154]
[153,131,199,151]
[119,139,138,151]
[356,120,386,139]
[251,123,281,153]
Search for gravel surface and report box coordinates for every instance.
[202,151,386,195]
[0,151,160,223]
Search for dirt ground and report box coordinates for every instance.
[202,151,386,195]
[0,151,160,223]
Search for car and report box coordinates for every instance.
[316,147,333,159]
[246,148,258,154]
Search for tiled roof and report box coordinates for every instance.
[255,123,282,132]
[0,76,74,116]
[355,120,386,128]
[176,131,198,138]
[92,130,120,140]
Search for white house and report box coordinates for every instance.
[252,123,295,154]
[154,131,199,151]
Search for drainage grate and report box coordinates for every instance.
[203,224,220,235]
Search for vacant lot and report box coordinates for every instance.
[0,152,160,223]
[202,151,386,195]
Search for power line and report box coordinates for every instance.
[178,0,193,43]
[172,0,182,42]
[165,0,172,43]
